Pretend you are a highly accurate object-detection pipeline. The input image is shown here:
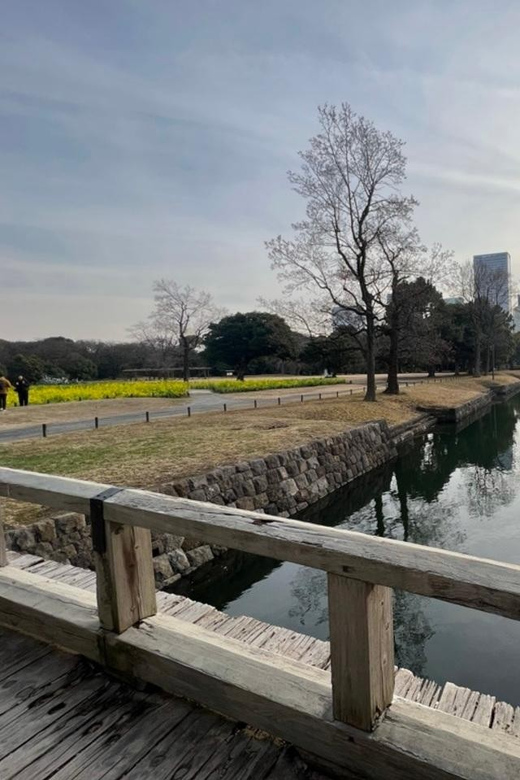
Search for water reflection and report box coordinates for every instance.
[178,396,520,703]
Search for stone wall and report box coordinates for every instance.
[5,420,396,587]
[160,420,396,516]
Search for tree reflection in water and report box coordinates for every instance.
[179,396,520,693]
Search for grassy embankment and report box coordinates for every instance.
[2,373,517,525]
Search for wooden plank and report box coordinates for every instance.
[1,570,520,779]
[328,574,394,731]
[493,701,516,734]
[102,484,520,621]
[0,566,101,661]
[472,694,496,728]
[92,495,156,633]
[4,467,520,621]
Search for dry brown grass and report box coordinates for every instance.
[2,373,517,525]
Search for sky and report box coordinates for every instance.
[3,0,520,341]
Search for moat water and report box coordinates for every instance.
[178,395,520,705]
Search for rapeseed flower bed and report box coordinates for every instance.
[4,376,344,406]
[13,380,189,406]
[190,377,345,393]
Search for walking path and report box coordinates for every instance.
[0,374,451,444]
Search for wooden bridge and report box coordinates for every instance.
[1,467,520,778]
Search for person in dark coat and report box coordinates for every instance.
[14,376,30,407]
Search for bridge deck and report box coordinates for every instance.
[4,551,520,739]
[0,624,327,779]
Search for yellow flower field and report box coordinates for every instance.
[190,377,345,393]
[3,377,345,406]
[11,380,189,406]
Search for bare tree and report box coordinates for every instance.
[132,281,225,380]
[267,103,417,401]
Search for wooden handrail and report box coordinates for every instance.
[3,466,520,732]
[2,467,520,621]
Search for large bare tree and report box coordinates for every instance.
[267,103,417,401]
[132,280,225,380]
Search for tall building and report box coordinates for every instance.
[513,295,520,332]
[473,252,511,313]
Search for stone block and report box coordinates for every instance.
[253,475,268,493]
[266,469,282,485]
[253,492,269,509]
[285,461,300,478]
[265,454,280,469]
[55,513,86,536]
[12,527,36,551]
[186,545,214,568]
[153,555,174,585]
[241,479,256,497]
[250,459,267,475]
[188,475,208,491]
[281,478,299,497]
[168,549,191,573]
[188,488,208,502]
[34,519,56,544]
[62,544,78,560]
[235,496,256,511]
[34,542,54,558]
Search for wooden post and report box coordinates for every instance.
[327,573,394,731]
[42,423,47,438]
[90,490,156,634]
[278,397,281,406]
[187,406,191,417]
[95,417,99,429]
[145,411,150,423]
[0,501,7,567]
[223,403,227,412]
[254,399,257,409]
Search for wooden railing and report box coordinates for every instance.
[1,467,520,779]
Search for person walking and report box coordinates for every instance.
[14,375,30,407]
[0,376,13,412]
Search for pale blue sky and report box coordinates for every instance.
[2,0,520,339]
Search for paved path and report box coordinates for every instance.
[0,374,450,444]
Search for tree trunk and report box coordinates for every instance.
[236,360,247,381]
[484,347,490,376]
[181,338,190,382]
[427,367,435,378]
[474,336,482,377]
[385,319,399,395]
[365,315,377,402]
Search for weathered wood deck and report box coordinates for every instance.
[6,551,520,737]
[0,621,326,779]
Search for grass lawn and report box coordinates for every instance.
[1,373,517,525]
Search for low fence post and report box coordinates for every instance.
[327,574,394,731]
[90,490,156,634]
[0,500,6,567]
[42,423,47,438]
[95,417,99,429]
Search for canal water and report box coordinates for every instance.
[179,395,520,705]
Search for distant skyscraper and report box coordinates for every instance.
[513,295,520,332]
[473,252,511,313]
